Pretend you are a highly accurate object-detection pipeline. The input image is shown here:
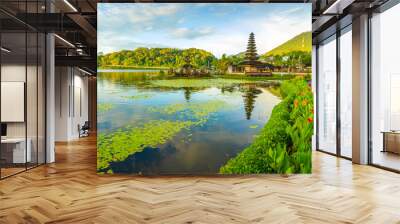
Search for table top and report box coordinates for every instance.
[1,138,30,143]
[381,131,400,134]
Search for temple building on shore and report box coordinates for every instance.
[228,32,273,76]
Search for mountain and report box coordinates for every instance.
[262,32,312,57]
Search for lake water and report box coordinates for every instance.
[97,70,281,174]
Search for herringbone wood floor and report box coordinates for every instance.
[1,136,400,224]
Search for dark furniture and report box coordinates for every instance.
[78,121,90,138]
[1,123,7,137]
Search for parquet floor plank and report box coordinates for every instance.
[0,136,399,223]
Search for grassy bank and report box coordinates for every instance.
[97,67,307,83]
[220,77,313,174]
[215,73,296,81]
[98,65,170,70]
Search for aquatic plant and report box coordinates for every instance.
[98,103,115,113]
[98,97,237,173]
[101,89,123,95]
[97,120,200,172]
[121,93,154,100]
[148,100,230,120]
[149,78,256,89]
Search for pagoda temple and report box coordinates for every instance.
[229,32,273,76]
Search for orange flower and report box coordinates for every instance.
[307,117,313,123]
[294,99,298,108]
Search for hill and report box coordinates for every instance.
[262,32,311,57]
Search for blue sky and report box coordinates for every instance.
[98,3,311,58]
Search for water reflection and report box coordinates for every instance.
[241,86,262,120]
[183,87,193,102]
[98,71,281,174]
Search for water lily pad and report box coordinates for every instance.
[98,103,115,112]
[121,93,154,100]
[148,100,231,120]
[98,120,203,172]
[149,78,257,89]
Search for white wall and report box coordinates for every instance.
[55,67,89,141]
[72,73,89,138]
[55,66,70,141]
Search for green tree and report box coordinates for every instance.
[98,48,217,69]
[215,54,230,73]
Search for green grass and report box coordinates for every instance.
[266,85,282,97]
[217,73,296,81]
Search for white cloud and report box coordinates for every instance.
[170,27,214,39]
[182,14,310,57]
[98,31,169,53]
[106,4,181,23]
[98,4,311,57]
[177,18,185,24]
[278,6,304,15]
[98,4,184,34]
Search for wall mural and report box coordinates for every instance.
[97,3,313,175]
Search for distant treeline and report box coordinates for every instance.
[97,48,216,69]
[98,48,311,73]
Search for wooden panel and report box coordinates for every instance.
[385,133,400,154]
[88,77,97,131]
